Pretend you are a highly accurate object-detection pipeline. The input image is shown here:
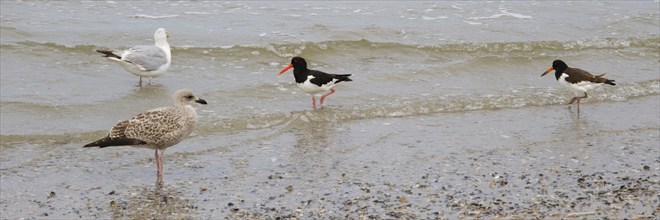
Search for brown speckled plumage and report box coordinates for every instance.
[84,89,207,184]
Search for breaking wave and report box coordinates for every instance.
[3,35,658,58]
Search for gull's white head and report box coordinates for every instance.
[154,28,169,46]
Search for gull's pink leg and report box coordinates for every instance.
[155,149,161,177]
[319,88,336,106]
[158,151,164,176]
[155,149,165,185]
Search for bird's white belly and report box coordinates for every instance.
[558,73,599,94]
[118,62,165,77]
[297,76,336,95]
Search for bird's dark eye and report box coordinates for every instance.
[186,95,194,99]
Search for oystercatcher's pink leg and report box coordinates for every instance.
[319,88,335,106]
[568,92,588,114]
[576,92,587,114]
[311,96,317,108]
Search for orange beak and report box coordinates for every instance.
[278,64,293,75]
[541,66,554,76]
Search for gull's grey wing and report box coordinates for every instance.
[122,45,168,71]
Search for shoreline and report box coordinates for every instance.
[2,96,658,219]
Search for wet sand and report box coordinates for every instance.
[1,96,658,219]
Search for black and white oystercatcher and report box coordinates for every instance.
[541,60,615,113]
[278,57,352,108]
[83,89,207,184]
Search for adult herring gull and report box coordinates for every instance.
[96,28,171,86]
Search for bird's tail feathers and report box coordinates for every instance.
[333,74,352,83]
[595,74,616,86]
[83,136,147,148]
[95,49,122,59]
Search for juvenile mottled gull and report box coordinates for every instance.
[96,28,171,86]
[84,89,207,184]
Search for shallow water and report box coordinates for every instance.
[1,1,659,219]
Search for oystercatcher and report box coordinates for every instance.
[278,57,352,108]
[96,28,171,86]
[541,60,616,113]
